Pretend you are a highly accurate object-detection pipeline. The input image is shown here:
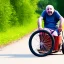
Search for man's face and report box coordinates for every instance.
[46,7,54,16]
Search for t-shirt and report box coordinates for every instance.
[41,10,61,30]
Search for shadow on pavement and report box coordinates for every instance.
[0,53,63,58]
[0,54,36,58]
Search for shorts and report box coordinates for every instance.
[43,28,60,36]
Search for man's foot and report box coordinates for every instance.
[37,49,48,53]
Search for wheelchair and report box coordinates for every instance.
[29,29,64,57]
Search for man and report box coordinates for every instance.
[38,5,64,51]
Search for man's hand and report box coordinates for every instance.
[59,16,64,32]
[38,27,43,30]
[58,28,62,32]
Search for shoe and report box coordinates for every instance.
[52,50,59,53]
[37,49,48,53]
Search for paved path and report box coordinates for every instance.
[0,33,64,64]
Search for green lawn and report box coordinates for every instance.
[0,20,37,47]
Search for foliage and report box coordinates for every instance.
[0,0,39,31]
[57,0,64,16]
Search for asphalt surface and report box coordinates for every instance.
[0,33,64,64]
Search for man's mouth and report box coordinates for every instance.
[48,11,52,14]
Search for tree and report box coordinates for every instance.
[57,0,64,17]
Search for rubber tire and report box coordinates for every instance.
[29,30,54,57]
[62,43,64,54]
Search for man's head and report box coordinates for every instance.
[46,5,55,16]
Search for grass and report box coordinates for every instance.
[0,19,37,47]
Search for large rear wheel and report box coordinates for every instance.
[29,30,54,57]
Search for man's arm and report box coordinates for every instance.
[59,16,64,32]
[38,16,43,30]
